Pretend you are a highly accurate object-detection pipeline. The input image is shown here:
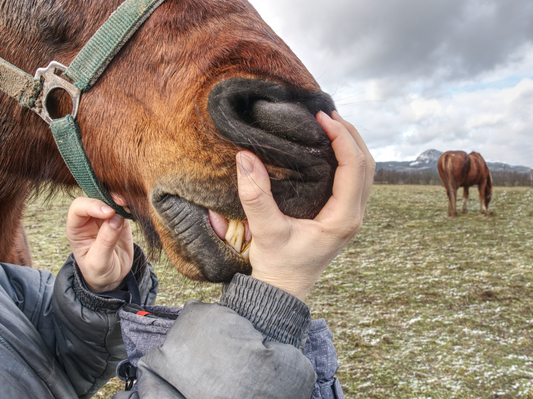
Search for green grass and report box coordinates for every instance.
[24,185,533,398]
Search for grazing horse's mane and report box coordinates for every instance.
[1,0,336,280]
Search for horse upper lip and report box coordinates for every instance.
[148,80,337,282]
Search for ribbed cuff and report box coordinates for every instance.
[71,244,148,311]
[219,274,311,350]
[71,257,125,311]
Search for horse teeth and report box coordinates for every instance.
[225,220,244,253]
[241,240,251,260]
[221,218,251,260]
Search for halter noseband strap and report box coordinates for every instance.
[0,61,42,109]
[0,0,167,219]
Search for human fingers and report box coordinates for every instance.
[315,111,366,228]
[331,111,376,208]
[85,214,127,262]
[236,151,287,241]
[66,197,116,235]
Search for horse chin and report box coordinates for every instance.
[151,191,251,283]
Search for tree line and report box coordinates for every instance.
[374,169,533,187]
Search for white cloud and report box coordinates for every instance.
[249,0,533,167]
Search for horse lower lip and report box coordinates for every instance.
[151,192,251,282]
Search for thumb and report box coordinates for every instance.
[236,152,285,236]
[87,214,125,263]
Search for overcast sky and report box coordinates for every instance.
[249,0,533,167]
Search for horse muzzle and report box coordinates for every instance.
[149,78,337,282]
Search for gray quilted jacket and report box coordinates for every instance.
[0,248,343,398]
[0,245,158,398]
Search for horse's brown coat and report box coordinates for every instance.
[437,151,492,217]
[0,0,337,280]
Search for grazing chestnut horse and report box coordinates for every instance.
[0,0,337,282]
[437,151,493,217]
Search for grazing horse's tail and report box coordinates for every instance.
[438,153,457,194]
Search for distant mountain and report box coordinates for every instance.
[484,162,532,173]
[375,149,532,174]
[409,149,442,167]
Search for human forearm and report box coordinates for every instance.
[132,299,316,399]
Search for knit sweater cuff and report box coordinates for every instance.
[219,273,311,350]
[71,244,149,311]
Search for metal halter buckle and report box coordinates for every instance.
[34,61,81,124]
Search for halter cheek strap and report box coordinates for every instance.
[0,0,167,220]
[65,0,166,92]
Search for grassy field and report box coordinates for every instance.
[24,185,533,398]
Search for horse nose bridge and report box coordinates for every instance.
[207,78,335,162]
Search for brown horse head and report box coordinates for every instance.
[0,0,337,281]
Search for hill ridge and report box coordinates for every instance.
[376,149,532,173]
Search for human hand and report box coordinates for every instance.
[66,197,134,293]
[236,111,375,300]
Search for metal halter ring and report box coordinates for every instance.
[34,61,81,125]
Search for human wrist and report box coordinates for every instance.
[250,270,316,301]
[85,279,122,294]
[68,256,126,311]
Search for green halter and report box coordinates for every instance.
[0,0,167,219]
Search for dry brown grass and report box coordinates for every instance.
[24,185,533,398]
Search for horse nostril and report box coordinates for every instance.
[208,77,337,219]
[229,95,328,145]
[249,99,329,146]
[208,78,336,165]
[232,94,254,124]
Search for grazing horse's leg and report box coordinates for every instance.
[478,181,488,214]
[438,152,459,217]
[446,185,458,217]
[462,186,469,213]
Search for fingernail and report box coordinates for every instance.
[101,205,114,214]
[237,153,254,175]
[317,110,331,120]
[109,214,123,230]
